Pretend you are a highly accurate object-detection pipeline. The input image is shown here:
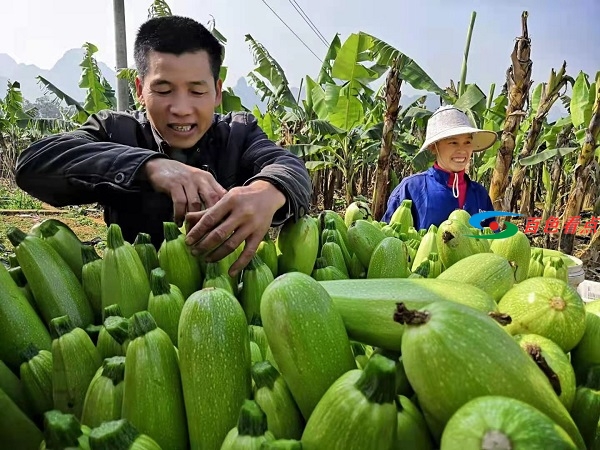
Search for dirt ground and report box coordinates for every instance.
[0,207,107,264]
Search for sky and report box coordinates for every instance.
[1,0,600,99]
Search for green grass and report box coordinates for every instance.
[0,183,43,210]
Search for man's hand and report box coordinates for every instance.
[144,158,227,226]
[184,180,287,277]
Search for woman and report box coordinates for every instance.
[382,105,498,229]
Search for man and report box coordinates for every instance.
[15,15,312,277]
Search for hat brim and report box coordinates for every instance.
[418,127,498,154]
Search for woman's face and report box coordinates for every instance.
[432,133,474,172]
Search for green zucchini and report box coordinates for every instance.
[260,272,357,420]
[395,300,585,448]
[240,254,275,325]
[50,315,102,419]
[319,278,498,352]
[148,267,185,346]
[252,361,304,440]
[7,227,94,329]
[133,232,159,282]
[0,387,44,449]
[81,244,103,323]
[96,305,127,359]
[121,311,188,450]
[101,224,150,318]
[81,356,125,428]
[19,344,53,421]
[440,396,577,449]
[37,219,85,281]
[0,359,31,419]
[178,287,251,450]
[158,221,203,299]
[300,354,398,449]
[0,262,51,372]
[220,400,276,449]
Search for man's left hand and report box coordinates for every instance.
[184,180,286,277]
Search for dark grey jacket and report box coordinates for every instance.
[15,109,312,247]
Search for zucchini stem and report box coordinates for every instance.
[163,222,182,241]
[102,356,126,386]
[393,303,430,325]
[150,267,171,296]
[237,399,268,437]
[106,224,125,249]
[355,354,396,404]
[49,315,75,339]
[88,419,140,450]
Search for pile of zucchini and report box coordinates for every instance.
[0,210,596,449]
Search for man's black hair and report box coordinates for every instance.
[134,15,224,83]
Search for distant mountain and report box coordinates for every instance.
[0,49,117,103]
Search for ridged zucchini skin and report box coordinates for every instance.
[0,359,31,418]
[38,219,85,282]
[81,245,103,323]
[0,387,44,449]
[366,237,408,279]
[240,255,275,325]
[7,227,94,329]
[220,399,276,448]
[300,354,398,450]
[178,287,252,450]
[101,224,150,318]
[437,253,515,302]
[0,263,52,372]
[81,356,125,429]
[158,222,203,299]
[19,345,53,420]
[50,315,102,420]
[133,232,160,281]
[122,312,188,450]
[260,272,357,420]
[251,361,304,440]
[148,267,185,346]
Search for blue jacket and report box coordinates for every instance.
[382,166,494,230]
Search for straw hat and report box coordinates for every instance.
[418,105,498,153]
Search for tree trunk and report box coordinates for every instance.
[361,165,370,196]
[372,59,402,220]
[324,169,336,210]
[113,0,129,111]
[488,11,532,210]
[560,82,600,254]
[509,62,571,211]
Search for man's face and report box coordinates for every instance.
[135,50,222,150]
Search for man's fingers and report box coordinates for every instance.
[206,226,251,265]
[228,233,262,277]
[183,183,204,213]
[187,211,237,254]
[184,210,206,233]
[171,185,188,226]
[185,196,231,246]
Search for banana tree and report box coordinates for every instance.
[488,11,533,210]
[507,62,574,213]
[560,71,600,254]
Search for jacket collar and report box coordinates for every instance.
[428,164,471,185]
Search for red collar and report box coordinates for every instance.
[434,162,466,181]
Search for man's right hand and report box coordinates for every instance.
[144,158,227,226]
